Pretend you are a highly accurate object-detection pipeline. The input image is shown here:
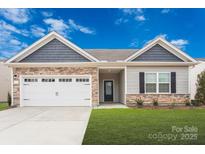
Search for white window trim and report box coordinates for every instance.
[158,72,171,94]
[145,72,171,94]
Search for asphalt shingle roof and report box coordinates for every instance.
[0,59,7,62]
[194,58,205,61]
[1,49,203,62]
[84,49,138,61]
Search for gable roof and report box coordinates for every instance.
[85,49,138,62]
[195,58,205,62]
[20,39,91,63]
[125,37,197,63]
[6,31,99,63]
[131,44,184,62]
[0,59,6,62]
[5,32,197,64]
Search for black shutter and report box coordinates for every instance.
[171,72,176,93]
[139,72,145,93]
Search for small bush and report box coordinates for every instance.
[135,98,144,106]
[185,102,191,106]
[184,99,191,106]
[191,99,201,106]
[7,92,11,106]
[170,101,176,108]
[152,99,158,106]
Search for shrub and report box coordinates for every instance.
[195,71,205,104]
[171,102,176,108]
[135,98,144,106]
[184,99,191,106]
[170,101,176,108]
[152,98,158,106]
[7,92,11,106]
[191,99,201,106]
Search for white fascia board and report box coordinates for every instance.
[6,31,99,63]
[53,32,99,62]
[125,37,160,62]
[125,37,196,63]
[14,36,56,63]
[6,62,98,68]
[159,38,197,63]
[6,32,55,63]
[6,61,198,68]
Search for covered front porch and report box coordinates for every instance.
[98,67,126,105]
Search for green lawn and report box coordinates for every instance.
[0,102,9,111]
[83,108,205,145]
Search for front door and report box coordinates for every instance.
[104,80,113,101]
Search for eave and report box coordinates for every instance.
[5,62,199,68]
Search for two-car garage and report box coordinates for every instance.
[20,75,92,106]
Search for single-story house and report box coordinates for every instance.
[4,31,200,107]
[0,60,11,102]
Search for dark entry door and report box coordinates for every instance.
[104,80,113,101]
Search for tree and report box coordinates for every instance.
[195,71,205,104]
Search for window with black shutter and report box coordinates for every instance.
[139,72,145,93]
[171,72,176,93]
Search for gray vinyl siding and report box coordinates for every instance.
[126,66,189,94]
[132,44,183,62]
[20,39,90,62]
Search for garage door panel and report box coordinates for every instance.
[21,76,91,106]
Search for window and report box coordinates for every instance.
[76,78,89,82]
[145,73,157,93]
[59,78,72,82]
[158,73,170,93]
[145,72,170,93]
[24,78,38,82]
[41,78,55,82]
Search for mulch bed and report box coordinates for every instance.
[127,103,205,110]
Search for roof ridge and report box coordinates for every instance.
[84,49,139,50]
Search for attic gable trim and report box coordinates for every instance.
[162,38,196,62]
[125,37,196,63]
[53,32,99,62]
[6,31,99,63]
[6,32,54,63]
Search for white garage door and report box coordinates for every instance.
[21,76,91,106]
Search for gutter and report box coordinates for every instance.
[4,61,199,67]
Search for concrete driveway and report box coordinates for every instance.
[0,107,91,145]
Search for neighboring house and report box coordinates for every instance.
[5,31,198,107]
[190,59,205,99]
[0,60,11,102]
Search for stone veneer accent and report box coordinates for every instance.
[126,94,190,104]
[12,67,99,106]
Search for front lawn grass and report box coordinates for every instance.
[0,102,9,111]
[83,108,205,145]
